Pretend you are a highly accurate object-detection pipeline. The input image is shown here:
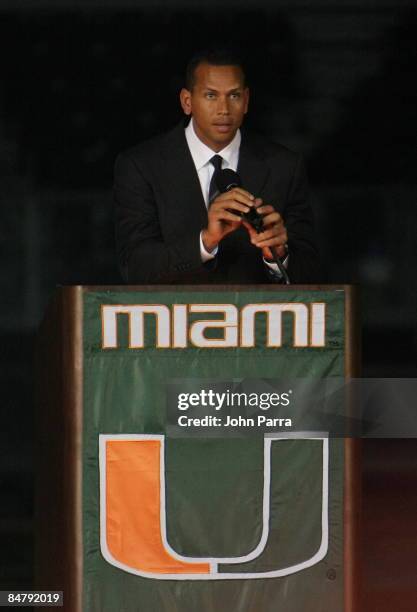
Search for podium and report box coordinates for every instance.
[36,285,360,611]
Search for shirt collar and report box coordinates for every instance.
[185,118,241,171]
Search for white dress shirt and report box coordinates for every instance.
[185,118,286,275]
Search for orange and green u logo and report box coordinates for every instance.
[99,434,329,580]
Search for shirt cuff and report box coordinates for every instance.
[263,254,289,277]
[200,231,218,262]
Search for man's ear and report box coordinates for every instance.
[243,87,250,114]
[180,88,192,115]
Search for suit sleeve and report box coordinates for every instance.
[284,154,321,283]
[114,152,207,283]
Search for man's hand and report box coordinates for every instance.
[243,201,288,260]
[201,188,255,252]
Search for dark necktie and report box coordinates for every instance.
[208,154,223,205]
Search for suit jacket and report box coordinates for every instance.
[114,122,320,284]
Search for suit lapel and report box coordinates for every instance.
[237,131,270,197]
[160,124,208,229]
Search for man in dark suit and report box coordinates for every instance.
[114,48,320,284]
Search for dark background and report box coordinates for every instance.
[0,0,416,609]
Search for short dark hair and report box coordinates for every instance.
[185,46,246,90]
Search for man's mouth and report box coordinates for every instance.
[213,123,233,132]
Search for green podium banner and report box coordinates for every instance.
[80,288,347,611]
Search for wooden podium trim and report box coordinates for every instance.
[35,286,83,611]
[344,286,361,612]
[65,286,83,612]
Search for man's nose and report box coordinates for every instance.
[217,96,230,114]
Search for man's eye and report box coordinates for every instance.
[206,93,216,99]
[230,93,241,99]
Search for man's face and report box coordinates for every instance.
[180,63,249,152]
